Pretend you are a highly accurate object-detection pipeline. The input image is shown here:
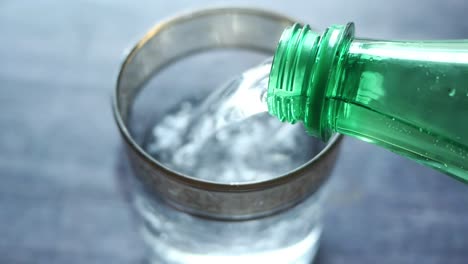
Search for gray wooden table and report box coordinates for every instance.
[1,0,468,263]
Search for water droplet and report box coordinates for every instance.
[436,76,440,80]
[419,128,423,132]
[416,87,421,92]
[448,88,456,97]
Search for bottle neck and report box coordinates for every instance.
[268,23,468,182]
[267,23,354,140]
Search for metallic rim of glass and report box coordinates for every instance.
[113,7,342,219]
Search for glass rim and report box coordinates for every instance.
[113,6,343,219]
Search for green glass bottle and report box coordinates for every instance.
[268,23,468,182]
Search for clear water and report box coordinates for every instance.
[138,60,326,264]
[145,60,321,183]
[135,184,322,264]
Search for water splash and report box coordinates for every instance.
[145,59,321,183]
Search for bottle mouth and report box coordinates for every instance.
[267,23,355,140]
[267,23,321,126]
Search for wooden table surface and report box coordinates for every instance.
[1,0,468,263]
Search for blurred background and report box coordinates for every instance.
[1,0,468,263]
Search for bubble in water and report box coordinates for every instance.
[448,88,456,97]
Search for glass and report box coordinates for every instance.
[113,8,342,264]
[268,23,468,182]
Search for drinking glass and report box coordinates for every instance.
[113,7,342,264]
